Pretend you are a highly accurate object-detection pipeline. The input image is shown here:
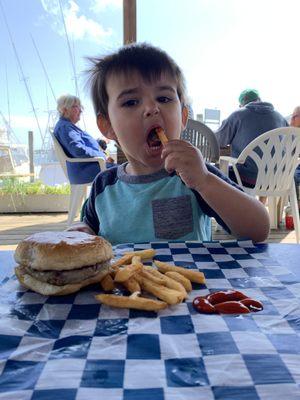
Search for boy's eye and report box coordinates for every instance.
[122,99,139,107]
[157,96,172,103]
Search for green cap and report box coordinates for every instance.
[238,89,260,106]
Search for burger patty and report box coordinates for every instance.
[19,260,111,286]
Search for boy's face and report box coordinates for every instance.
[98,71,187,175]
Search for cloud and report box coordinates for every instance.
[40,0,113,43]
[8,114,50,134]
[91,0,122,12]
[65,1,112,41]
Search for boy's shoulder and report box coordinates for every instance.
[92,164,179,196]
[97,164,119,180]
[93,164,120,193]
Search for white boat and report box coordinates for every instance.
[0,128,30,177]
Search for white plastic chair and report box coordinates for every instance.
[182,119,221,234]
[50,130,106,226]
[219,127,300,243]
[181,119,220,163]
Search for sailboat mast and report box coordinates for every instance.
[57,0,86,130]
[30,34,57,103]
[58,0,79,97]
[4,64,11,142]
[0,1,44,146]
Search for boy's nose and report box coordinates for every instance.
[143,104,160,118]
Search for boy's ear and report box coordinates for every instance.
[97,115,117,141]
[181,105,189,129]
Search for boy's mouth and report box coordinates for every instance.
[147,127,162,148]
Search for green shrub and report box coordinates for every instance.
[0,178,71,195]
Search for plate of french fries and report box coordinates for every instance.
[95,248,205,312]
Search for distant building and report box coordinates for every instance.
[195,108,221,131]
[196,114,203,122]
[204,108,221,128]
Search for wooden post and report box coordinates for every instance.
[28,131,34,182]
[117,0,136,164]
[123,0,136,44]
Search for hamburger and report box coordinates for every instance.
[14,231,113,296]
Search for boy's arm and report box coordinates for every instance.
[162,139,270,243]
[195,172,270,243]
[66,221,96,235]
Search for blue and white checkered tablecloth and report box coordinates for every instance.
[0,240,300,400]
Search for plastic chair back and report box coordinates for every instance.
[49,130,69,178]
[50,130,106,225]
[233,127,300,195]
[232,127,300,242]
[181,119,220,163]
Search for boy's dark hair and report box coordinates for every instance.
[86,42,187,118]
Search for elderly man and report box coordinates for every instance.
[215,89,288,186]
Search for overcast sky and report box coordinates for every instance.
[1,0,300,149]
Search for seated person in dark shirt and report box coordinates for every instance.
[290,106,300,203]
[215,89,288,187]
[54,94,105,184]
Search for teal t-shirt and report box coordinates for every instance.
[84,164,233,245]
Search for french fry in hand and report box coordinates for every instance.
[140,276,185,305]
[122,277,141,294]
[156,127,168,145]
[154,260,205,284]
[114,259,143,283]
[100,274,115,291]
[165,271,192,292]
[95,294,168,311]
[124,248,156,260]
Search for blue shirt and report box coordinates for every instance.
[215,102,288,181]
[54,117,105,184]
[83,163,241,245]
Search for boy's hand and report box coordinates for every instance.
[65,222,96,235]
[161,139,210,192]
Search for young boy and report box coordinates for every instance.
[70,43,269,245]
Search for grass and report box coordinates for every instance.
[0,178,71,195]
